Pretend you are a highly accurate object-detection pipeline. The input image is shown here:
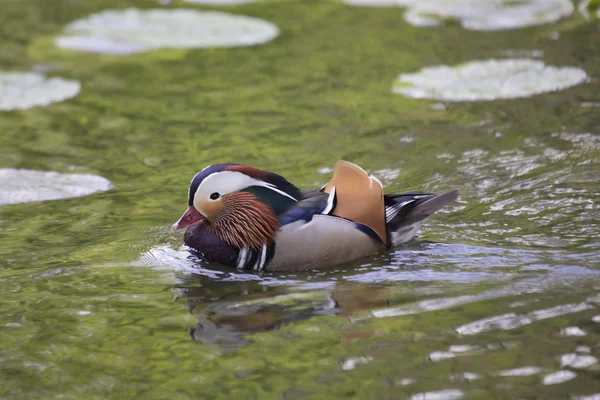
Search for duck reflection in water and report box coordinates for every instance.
[173,261,391,352]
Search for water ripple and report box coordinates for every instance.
[456,302,593,335]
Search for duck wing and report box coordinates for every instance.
[384,189,459,245]
[277,192,331,227]
[322,161,387,247]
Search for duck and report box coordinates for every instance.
[172,161,458,272]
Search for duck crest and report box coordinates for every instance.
[223,164,269,181]
[323,161,388,247]
[225,164,303,203]
[188,163,240,206]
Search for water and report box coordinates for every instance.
[1,0,600,398]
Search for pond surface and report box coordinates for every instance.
[1,0,600,398]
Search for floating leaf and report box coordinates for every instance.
[344,0,574,31]
[55,8,279,55]
[0,71,80,111]
[583,0,600,12]
[55,37,148,55]
[0,169,112,205]
[184,0,256,4]
[579,0,600,20]
[343,0,415,6]
[393,59,587,102]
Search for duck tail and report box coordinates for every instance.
[385,189,459,246]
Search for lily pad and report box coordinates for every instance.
[343,0,415,6]
[0,169,112,205]
[0,71,80,111]
[55,8,279,55]
[344,0,574,31]
[579,0,600,20]
[184,0,256,4]
[393,59,587,102]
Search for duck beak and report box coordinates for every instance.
[171,206,203,232]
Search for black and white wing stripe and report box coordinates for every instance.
[384,190,459,233]
[385,199,416,222]
[236,245,273,271]
[384,193,436,229]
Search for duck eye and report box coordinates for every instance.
[209,192,220,200]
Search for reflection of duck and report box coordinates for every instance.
[176,271,393,349]
[173,161,458,271]
[333,282,390,317]
[176,272,337,349]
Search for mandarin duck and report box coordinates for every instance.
[172,161,458,272]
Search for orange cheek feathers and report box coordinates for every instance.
[196,198,224,221]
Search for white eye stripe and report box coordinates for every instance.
[193,171,259,208]
[260,182,298,202]
[192,171,297,210]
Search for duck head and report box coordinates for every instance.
[172,163,302,249]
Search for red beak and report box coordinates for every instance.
[171,206,203,233]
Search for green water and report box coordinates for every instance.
[1,0,600,398]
